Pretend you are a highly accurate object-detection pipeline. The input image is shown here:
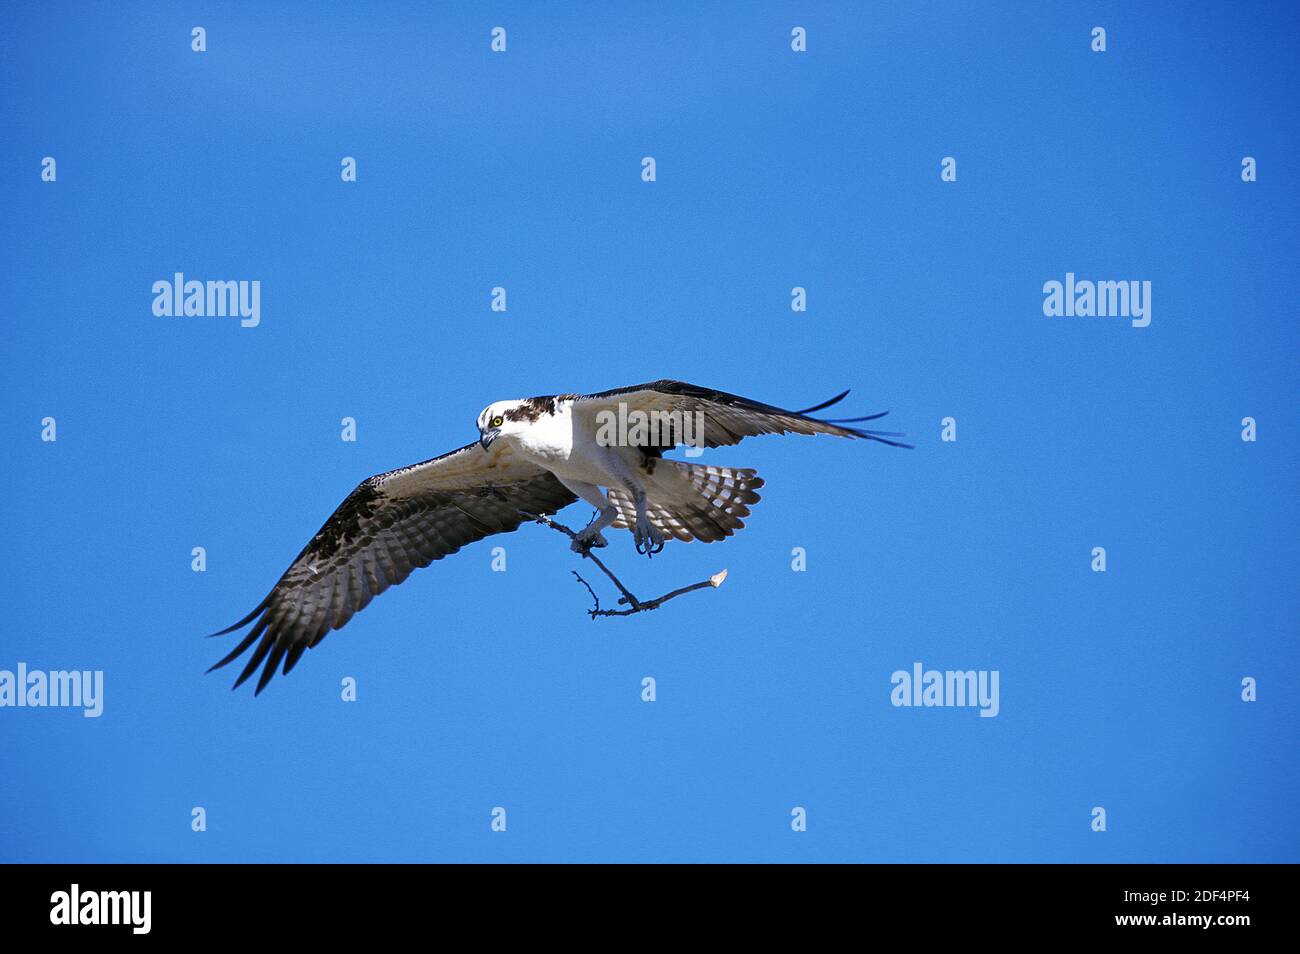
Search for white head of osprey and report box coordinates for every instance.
[594,404,707,456]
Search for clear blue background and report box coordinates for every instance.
[2,1,1296,863]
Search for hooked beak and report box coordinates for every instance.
[479,429,499,451]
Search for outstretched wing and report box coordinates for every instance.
[208,440,576,694]
[570,379,911,450]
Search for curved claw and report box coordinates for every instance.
[633,527,666,558]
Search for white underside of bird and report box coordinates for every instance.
[507,401,702,553]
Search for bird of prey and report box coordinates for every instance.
[208,380,909,693]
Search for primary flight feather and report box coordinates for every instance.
[207,380,909,693]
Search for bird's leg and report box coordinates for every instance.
[559,479,619,553]
[632,491,666,557]
[572,505,617,552]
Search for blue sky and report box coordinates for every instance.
[1,1,1296,862]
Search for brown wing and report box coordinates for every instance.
[570,379,910,449]
[207,440,576,694]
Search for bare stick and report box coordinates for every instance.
[520,512,728,619]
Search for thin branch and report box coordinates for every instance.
[570,570,602,614]
[520,512,728,619]
[520,512,642,609]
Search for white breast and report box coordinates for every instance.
[513,406,576,465]
[511,403,620,486]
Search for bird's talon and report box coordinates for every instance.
[572,531,608,553]
[633,521,665,557]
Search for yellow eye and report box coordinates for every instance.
[490,416,504,428]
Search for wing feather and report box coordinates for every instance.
[570,379,911,449]
[208,440,577,693]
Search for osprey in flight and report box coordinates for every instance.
[209,380,908,693]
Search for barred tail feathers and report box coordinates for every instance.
[608,461,764,543]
